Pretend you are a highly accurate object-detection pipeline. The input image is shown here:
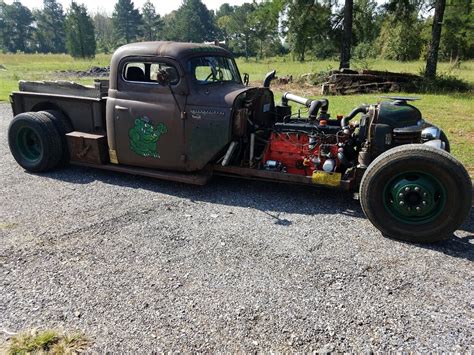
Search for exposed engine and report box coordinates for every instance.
[226,90,445,183]
[262,124,350,176]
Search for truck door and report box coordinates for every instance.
[110,58,187,170]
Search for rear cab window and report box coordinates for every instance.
[122,61,179,85]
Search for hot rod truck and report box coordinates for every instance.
[8,41,472,243]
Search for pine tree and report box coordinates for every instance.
[112,0,142,44]
[141,0,163,41]
[34,0,66,53]
[2,0,35,52]
[65,2,96,58]
[0,1,6,52]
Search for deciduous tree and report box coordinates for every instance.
[439,0,474,60]
[168,0,216,43]
[339,0,353,68]
[94,11,114,53]
[425,0,446,78]
[285,0,334,61]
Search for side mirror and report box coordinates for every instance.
[156,69,171,86]
[243,73,249,86]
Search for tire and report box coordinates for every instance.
[40,110,73,165]
[8,112,63,172]
[359,144,471,243]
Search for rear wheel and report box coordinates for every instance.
[360,144,471,243]
[40,110,73,165]
[8,112,63,172]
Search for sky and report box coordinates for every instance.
[4,0,251,15]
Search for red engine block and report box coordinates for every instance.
[263,132,340,176]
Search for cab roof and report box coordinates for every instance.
[111,41,233,62]
[108,41,235,91]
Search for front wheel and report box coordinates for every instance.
[360,144,471,243]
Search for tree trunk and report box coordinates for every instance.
[244,36,249,61]
[425,0,446,79]
[339,0,353,69]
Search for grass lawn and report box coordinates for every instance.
[0,53,472,173]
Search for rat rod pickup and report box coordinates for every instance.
[8,41,471,243]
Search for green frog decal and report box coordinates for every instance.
[129,117,168,158]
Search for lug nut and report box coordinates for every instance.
[416,207,421,212]
[407,207,412,211]
[399,193,404,198]
[405,187,411,192]
[422,201,427,205]
[414,187,420,192]
[399,201,405,206]
[423,192,428,197]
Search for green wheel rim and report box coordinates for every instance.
[16,126,42,162]
[383,171,446,224]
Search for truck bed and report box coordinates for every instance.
[10,80,108,134]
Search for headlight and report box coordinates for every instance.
[421,126,441,140]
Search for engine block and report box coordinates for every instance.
[262,131,344,176]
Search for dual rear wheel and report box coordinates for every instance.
[8,111,72,172]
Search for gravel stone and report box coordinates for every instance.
[0,103,473,352]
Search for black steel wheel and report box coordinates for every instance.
[8,112,63,172]
[360,144,471,243]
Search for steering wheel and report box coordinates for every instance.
[204,68,223,82]
[205,72,215,81]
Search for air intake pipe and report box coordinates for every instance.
[282,92,329,120]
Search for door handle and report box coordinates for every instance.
[115,105,128,111]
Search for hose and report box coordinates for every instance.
[341,105,369,128]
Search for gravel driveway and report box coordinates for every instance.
[0,103,472,352]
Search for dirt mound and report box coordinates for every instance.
[57,66,110,78]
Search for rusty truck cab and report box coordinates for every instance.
[106,41,249,172]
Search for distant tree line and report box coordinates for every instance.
[0,0,473,75]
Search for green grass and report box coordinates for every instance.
[235,56,474,84]
[0,53,110,100]
[0,53,472,172]
[4,329,90,354]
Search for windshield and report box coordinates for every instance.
[189,56,241,85]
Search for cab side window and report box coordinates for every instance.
[123,62,179,85]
